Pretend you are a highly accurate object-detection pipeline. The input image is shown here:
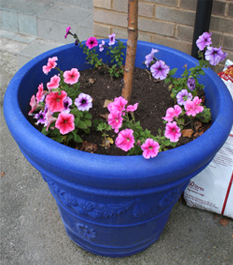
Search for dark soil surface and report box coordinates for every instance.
[29,67,211,156]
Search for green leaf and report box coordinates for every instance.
[84,113,92,119]
[73,133,82,143]
[169,68,178,76]
[84,119,92,127]
[77,120,87,129]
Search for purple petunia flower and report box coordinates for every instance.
[176,89,193,106]
[150,60,170,80]
[108,33,116,46]
[145,48,159,68]
[63,96,72,113]
[205,46,227,66]
[187,78,196,91]
[196,32,212,51]
[99,40,105,52]
[34,109,46,125]
[75,93,92,111]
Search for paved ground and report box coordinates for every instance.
[1,4,233,263]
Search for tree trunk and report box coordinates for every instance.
[121,0,138,103]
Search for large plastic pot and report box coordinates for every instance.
[4,40,233,257]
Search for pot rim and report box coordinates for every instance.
[3,40,233,189]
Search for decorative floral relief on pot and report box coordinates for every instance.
[158,188,180,209]
[76,223,96,240]
[47,179,150,218]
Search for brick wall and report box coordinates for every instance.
[93,0,233,70]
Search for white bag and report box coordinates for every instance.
[184,60,233,219]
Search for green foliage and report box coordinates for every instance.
[196,107,211,123]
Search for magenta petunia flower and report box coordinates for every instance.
[115,129,135,152]
[107,96,128,114]
[141,138,160,159]
[108,110,123,133]
[42,56,58,75]
[44,109,57,131]
[164,121,181,143]
[176,89,193,106]
[63,68,80,85]
[55,112,75,135]
[196,32,212,51]
[205,46,227,66]
[99,40,105,52]
[75,93,92,111]
[64,26,71,39]
[108,33,116,46]
[145,48,159,68]
[63,96,72,113]
[86,37,98,49]
[150,60,170,80]
[163,105,182,122]
[47,75,60,90]
[45,90,67,112]
[126,103,138,112]
[185,96,204,117]
[187,78,196,91]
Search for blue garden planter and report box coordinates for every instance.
[4,40,233,257]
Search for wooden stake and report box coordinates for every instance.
[121,0,138,103]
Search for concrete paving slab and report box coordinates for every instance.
[18,13,37,36]
[17,38,64,68]
[21,1,54,16]
[1,10,19,33]
[0,29,36,43]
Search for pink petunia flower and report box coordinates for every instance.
[36,83,46,102]
[86,37,98,49]
[150,60,170,80]
[108,33,116,46]
[47,75,60,90]
[165,121,181,142]
[42,56,58,75]
[115,129,135,152]
[44,109,57,131]
[145,48,159,68]
[108,111,123,133]
[163,105,182,122]
[141,138,160,159]
[63,68,80,85]
[28,95,41,115]
[196,32,212,51]
[108,96,128,114]
[126,103,138,112]
[185,96,204,117]
[45,90,67,112]
[55,113,75,135]
[74,93,92,111]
